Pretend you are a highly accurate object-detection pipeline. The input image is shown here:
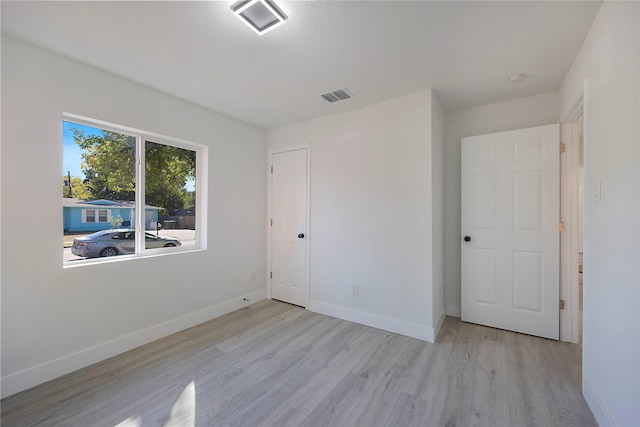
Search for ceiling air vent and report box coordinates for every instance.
[320,87,353,103]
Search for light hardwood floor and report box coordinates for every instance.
[1,300,597,427]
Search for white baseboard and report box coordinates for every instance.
[433,310,446,341]
[0,290,266,399]
[447,304,461,317]
[583,375,615,427]
[308,300,436,342]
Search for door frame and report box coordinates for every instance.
[266,144,311,306]
[560,92,584,343]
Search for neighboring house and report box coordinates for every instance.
[62,198,160,233]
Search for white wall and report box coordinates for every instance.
[431,93,445,329]
[560,3,640,426]
[1,37,267,397]
[268,90,441,341]
[443,92,560,316]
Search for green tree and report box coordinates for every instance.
[145,141,196,215]
[182,189,196,210]
[71,129,195,215]
[62,175,91,199]
[110,214,124,229]
[74,129,136,201]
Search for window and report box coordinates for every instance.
[144,141,197,251]
[82,209,111,223]
[63,114,206,266]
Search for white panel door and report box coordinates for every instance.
[461,124,559,339]
[271,148,308,307]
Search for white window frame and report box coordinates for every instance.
[84,209,96,223]
[63,113,208,267]
[82,209,111,223]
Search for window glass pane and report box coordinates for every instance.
[145,141,196,251]
[63,121,136,263]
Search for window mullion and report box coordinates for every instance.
[135,136,145,255]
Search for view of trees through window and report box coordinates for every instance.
[63,120,198,263]
[145,141,196,222]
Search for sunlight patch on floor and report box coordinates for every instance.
[112,381,196,427]
[164,381,196,427]
[114,416,142,427]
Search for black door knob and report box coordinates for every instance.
[464,236,472,242]
[298,233,305,239]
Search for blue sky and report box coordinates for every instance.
[62,121,101,178]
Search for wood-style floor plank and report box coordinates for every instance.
[1,300,597,427]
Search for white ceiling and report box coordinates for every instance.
[1,1,601,129]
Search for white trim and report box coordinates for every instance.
[135,135,144,255]
[308,300,437,342]
[433,310,446,342]
[561,92,584,124]
[559,93,583,344]
[63,248,206,269]
[559,122,580,343]
[583,375,615,427]
[195,144,208,251]
[0,290,266,398]
[266,155,273,300]
[447,304,461,318]
[267,144,311,307]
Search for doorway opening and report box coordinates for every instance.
[577,115,584,342]
[560,94,584,344]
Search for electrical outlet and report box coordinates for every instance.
[251,272,255,282]
[352,285,359,296]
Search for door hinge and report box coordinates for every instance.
[270,272,272,279]
[559,221,566,232]
[271,166,273,174]
[560,143,566,153]
[560,299,565,310]
[270,219,273,226]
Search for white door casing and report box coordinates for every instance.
[269,147,309,307]
[560,121,581,343]
[461,124,560,340]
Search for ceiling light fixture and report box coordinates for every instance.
[231,0,288,36]
[508,73,526,84]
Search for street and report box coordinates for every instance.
[64,229,196,263]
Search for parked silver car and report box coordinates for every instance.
[71,229,181,258]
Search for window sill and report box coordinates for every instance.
[63,247,206,269]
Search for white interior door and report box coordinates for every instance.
[270,148,308,307]
[461,124,560,339]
